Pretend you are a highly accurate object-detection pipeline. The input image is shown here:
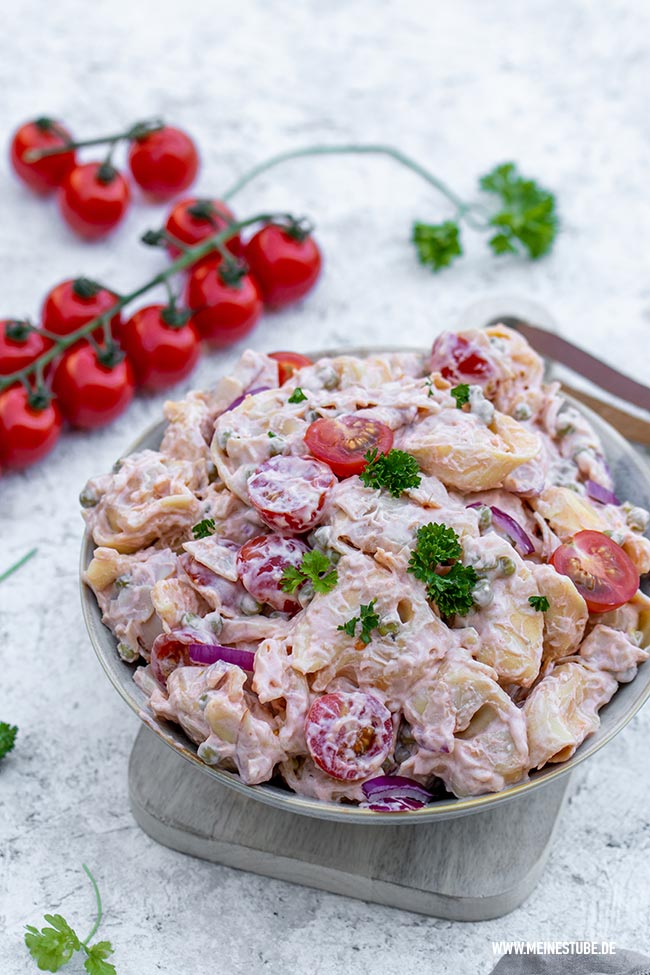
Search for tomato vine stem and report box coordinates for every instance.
[24,118,164,162]
[221,144,490,230]
[0,211,296,392]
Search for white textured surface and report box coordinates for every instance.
[1,1,650,972]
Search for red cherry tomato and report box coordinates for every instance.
[268,351,313,385]
[52,344,135,429]
[9,118,76,195]
[304,414,394,478]
[430,332,493,383]
[237,535,309,613]
[164,197,242,258]
[186,259,263,348]
[0,385,62,470]
[550,530,639,613]
[58,162,130,240]
[305,692,394,781]
[245,225,322,308]
[247,455,337,533]
[121,304,200,391]
[41,278,122,341]
[150,630,195,687]
[0,321,51,376]
[128,125,199,200]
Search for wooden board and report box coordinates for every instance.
[129,726,571,921]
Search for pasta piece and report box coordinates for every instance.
[530,562,588,661]
[524,660,617,768]
[578,624,648,683]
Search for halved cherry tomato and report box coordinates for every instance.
[304,414,394,478]
[430,332,493,383]
[247,455,336,533]
[550,530,639,613]
[244,225,322,308]
[0,320,51,376]
[150,630,195,687]
[51,344,135,429]
[305,691,394,781]
[120,304,200,391]
[186,259,263,347]
[269,351,313,385]
[58,162,130,240]
[164,197,242,258]
[41,278,122,340]
[10,118,76,195]
[237,535,309,613]
[128,125,199,200]
[0,385,62,470]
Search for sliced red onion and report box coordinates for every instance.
[489,506,534,555]
[362,774,433,804]
[224,386,270,413]
[585,479,620,506]
[361,796,426,813]
[188,643,255,671]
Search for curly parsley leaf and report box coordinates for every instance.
[529,595,550,612]
[450,384,470,408]
[25,866,116,975]
[408,523,477,616]
[192,518,216,540]
[412,220,463,272]
[281,550,338,596]
[0,722,18,760]
[288,387,307,404]
[25,914,81,972]
[359,449,422,497]
[480,162,558,260]
[338,600,381,645]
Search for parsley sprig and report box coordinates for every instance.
[529,595,550,612]
[450,384,470,408]
[288,387,307,404]
[338,600,381,644]
[407,523,477,617]
[359,448,422,497]
[192,518,216,540]
[281,550,338,596]
[0,721,17,760]
[25,865,116,974]
[413,162,558,273]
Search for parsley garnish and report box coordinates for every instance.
[338,600,381,644]
[24,864,116,974]
[450,384,470,408]
[424,377,435,398]
[267,431,277,438]
[529,595,550,612]
[359,448,422,497]
[412,220,462,271]
[192,518,216,540]
[288,387,307,404]
[480,162,558,260]
[407,523,477,617]
[0,722,17,760]
[281,550,338,595]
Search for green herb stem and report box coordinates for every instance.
[0,547,37,583]
[81,865,102,947]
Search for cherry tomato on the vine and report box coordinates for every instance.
[0,321,52,376]
[164,197,242,258]
[305,691,394,781]
[121,304,200,391]
[244,224,322,308]
[304,414,394,478]
[550,530,639,613]
[128,125,199,200]
[186,258,263,348]
[9,118,76,195]
[237,535,310,613]
[41,278,122,341]
[429,332,493,384]
[58,162,130,240]
[52,343,135,429]
[268,351,313,385]
[0,385,62,471]
[247,455,337,533]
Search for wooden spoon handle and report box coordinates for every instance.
[561,382,650,446]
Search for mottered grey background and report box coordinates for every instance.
[1,1,649,972]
